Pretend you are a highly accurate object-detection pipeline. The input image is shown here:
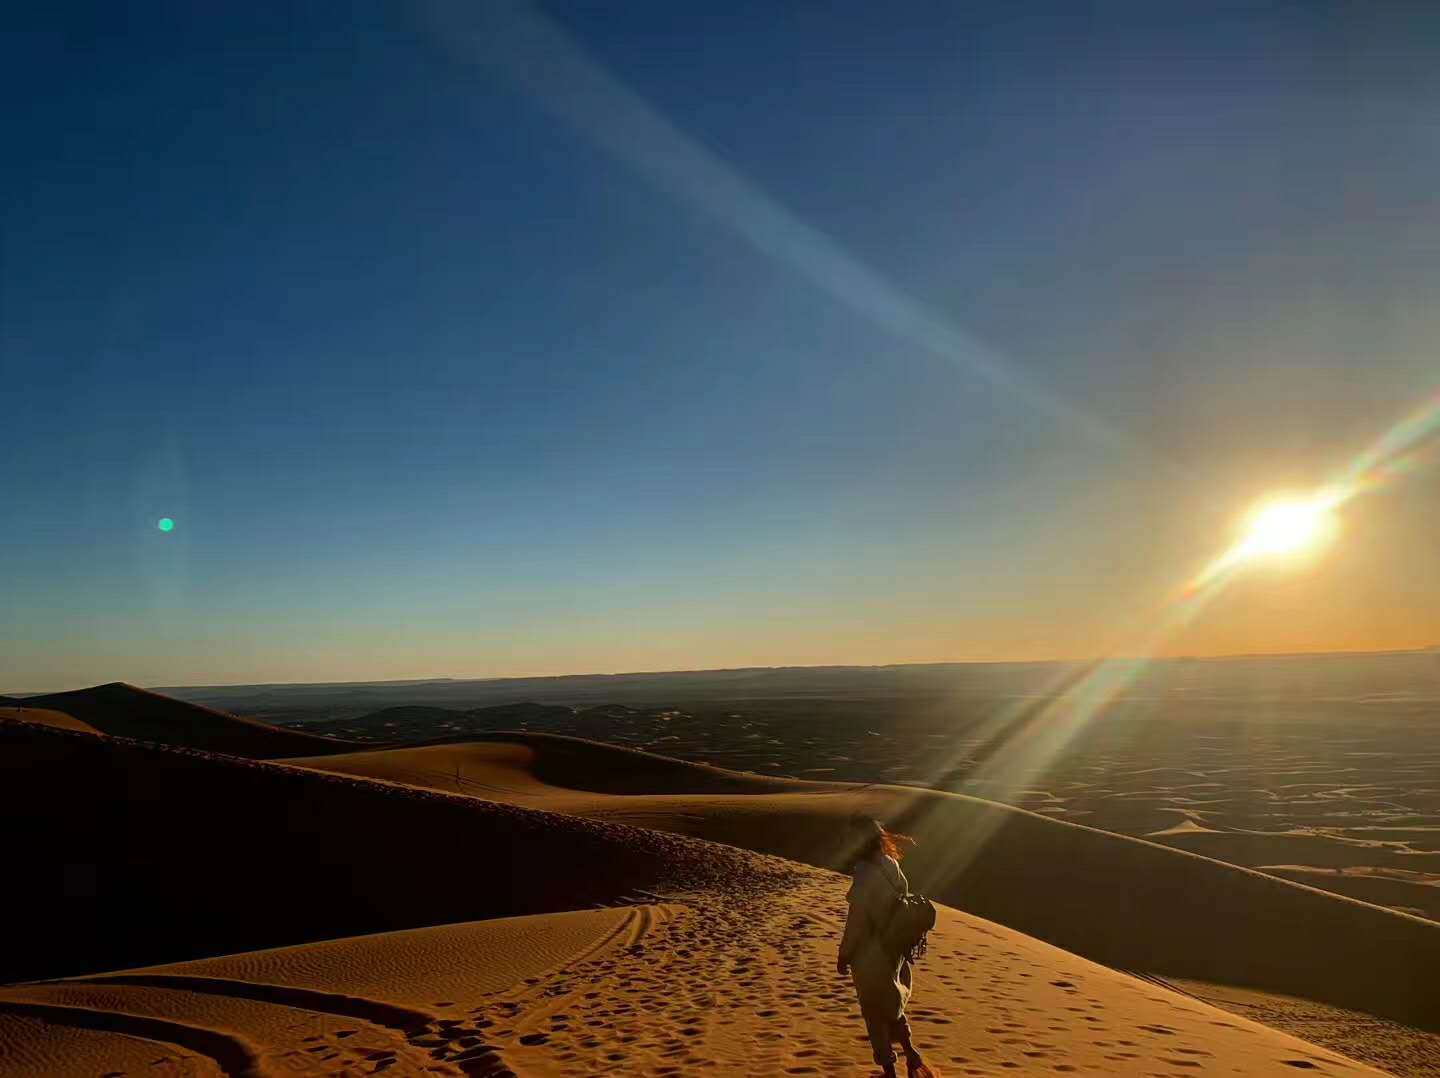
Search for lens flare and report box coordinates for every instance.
[157,517,175,533]
[895,388,1440,893]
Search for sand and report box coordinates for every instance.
[0,706,100,734]
[287,734,1440,1073]
[1,710,1433,1075]
[0,908,658,1076]
[267,671,1440,924]
[0,1010,222,1077]
[0,890,1386,1076]
[0,717,797,984]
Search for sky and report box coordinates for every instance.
[4,1,1440,691]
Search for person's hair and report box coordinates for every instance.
[877,826,918,862]
[852,816,917,862]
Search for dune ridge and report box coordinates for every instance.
[269,673,1440,926]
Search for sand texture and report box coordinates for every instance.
[288,734,1440,1073]
[1,886,1386,1076]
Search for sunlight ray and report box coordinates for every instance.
[910,384,1440,884]
[425,0,1178,474]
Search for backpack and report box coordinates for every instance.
[884,892,937,962]
[869,861,937,962]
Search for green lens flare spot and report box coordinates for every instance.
[157,517,175,533]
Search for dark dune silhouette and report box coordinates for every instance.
[0,715,792,984]
[10,682,355,758]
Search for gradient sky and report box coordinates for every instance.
[5,1,1440,691]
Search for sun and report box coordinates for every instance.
[1238,497,1333,559]
[1184,490,1343,594]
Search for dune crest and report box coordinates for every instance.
[286,734,1440,1063]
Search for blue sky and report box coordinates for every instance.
[5,2,1439,689]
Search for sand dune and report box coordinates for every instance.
[0,1009,223,1077]
[0,908,660,1076]
[286,735,1440,1067]
[0,716,790,984]
[267,669,1440,927]
[0,706,100,734]
[5,682,353,758]
[1,887,1384,1076]
[0,714,1430,1075]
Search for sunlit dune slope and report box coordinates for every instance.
[0,906,1384,1078]
[298,730,823,797]
[288,734,1440,1037]
[0,748,1384,1078]
[0,706,100,734]
[0,717,800,985]
[8,682,355,758]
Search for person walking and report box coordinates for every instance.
[838,816,937,1077]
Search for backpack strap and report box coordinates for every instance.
[875,857,908,900]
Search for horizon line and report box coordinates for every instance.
[8,643,1437,698]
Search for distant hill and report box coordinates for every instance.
[302,701,576,742]
[9,683,355,759]
[153,649,1440,723]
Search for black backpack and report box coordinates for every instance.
[873,866,937,962]
[884,893,937,962]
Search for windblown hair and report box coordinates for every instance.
[877,826,918,862]
[852,816,918,863]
